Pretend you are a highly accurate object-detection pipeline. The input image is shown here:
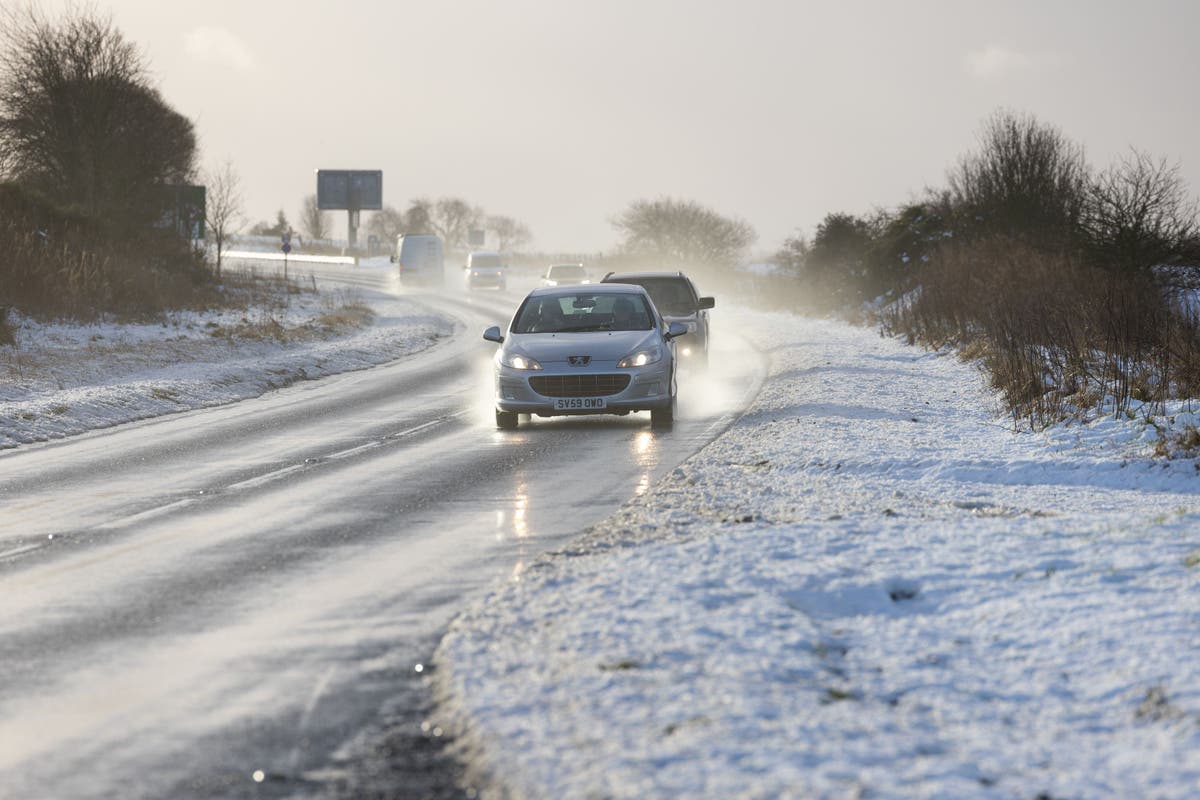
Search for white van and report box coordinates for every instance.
[392,234,444,286]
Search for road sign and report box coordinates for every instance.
[316,170,383,211]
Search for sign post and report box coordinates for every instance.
[281,232,292,281]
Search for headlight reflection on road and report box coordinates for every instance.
[495,481,530,542]
[513,483,529,539]
[633,431,656,464]
[632,432,657,496]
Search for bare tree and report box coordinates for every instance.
[204,160,243,278]
[486,214,532,253]
[612,197,756,269]
[1081,148,1200,272]
[404,199,434,234]
[366,205,407,243]
[948,109,1087,248]
[419,197,483,252]
[299,193,329,241]
[0,6,196,227]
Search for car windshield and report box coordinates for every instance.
[471,254,502,268]
[548,264,586,279]
[619,278,696,315]
[513,293,654,333]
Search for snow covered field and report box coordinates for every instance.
[435,310,1200,799]
[0,279,454,449]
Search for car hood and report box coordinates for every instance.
[508,330,659,363]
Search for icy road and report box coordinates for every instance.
[0,264,763,798]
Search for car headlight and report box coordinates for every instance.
[617,346,662,369]
[500,352,543,370]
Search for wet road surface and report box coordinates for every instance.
[0,264,764,798]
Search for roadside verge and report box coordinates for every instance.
[433,308,1200,799]
[0,286,454,449]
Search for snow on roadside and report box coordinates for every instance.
[0,287,454,449]
[434,309,1200,799]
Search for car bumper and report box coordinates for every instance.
[495,361,673,416]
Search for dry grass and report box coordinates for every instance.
[1,183,217,321]
[882,237,1200,428]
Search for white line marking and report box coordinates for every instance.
[225,462,311,492]
[94,498,200,531]
[0,543,46,561]
[232,411,470,488]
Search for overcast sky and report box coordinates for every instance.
[28,0,1200,254]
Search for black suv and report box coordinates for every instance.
[600,271,715,367]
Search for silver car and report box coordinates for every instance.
[483,285,688,429]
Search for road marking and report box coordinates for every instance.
[0,543,45,561]
[94,498,199,532]
[232,410,471,488]
[225,462,311,492]
[81,411,474,533]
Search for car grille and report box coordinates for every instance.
[529,374,631,398]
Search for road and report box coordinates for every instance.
[0,264,765,798]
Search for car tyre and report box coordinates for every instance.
[650,396,675,428]
[496,409,518,430]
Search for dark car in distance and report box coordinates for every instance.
[600,271,714,368]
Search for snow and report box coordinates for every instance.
[0,277,454,449]
[5,275,1200,797]
[434,310,1200,799]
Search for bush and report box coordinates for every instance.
[1081,149,1200,273]
[0,181,214,319]
[0,7,196,229]
[883,237,1200,427]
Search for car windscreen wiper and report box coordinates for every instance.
[558,324,610,332]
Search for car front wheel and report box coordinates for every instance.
[496,409,518,429]
[650,396,675,428]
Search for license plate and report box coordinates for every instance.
[554,397,607,411]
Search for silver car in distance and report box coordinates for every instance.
[483,284,688,430]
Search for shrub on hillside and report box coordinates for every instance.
[0,182,213,319]
[0,7,197,230]
[883,237,1200,427]
[1081,149,1200,274]
[948,110,1088,251]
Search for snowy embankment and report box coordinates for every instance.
[0,283,454,449]
[435,310,1200,799]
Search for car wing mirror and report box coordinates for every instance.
[666,321,688,340]
[697,296,715,310]
[483,325,504,343]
